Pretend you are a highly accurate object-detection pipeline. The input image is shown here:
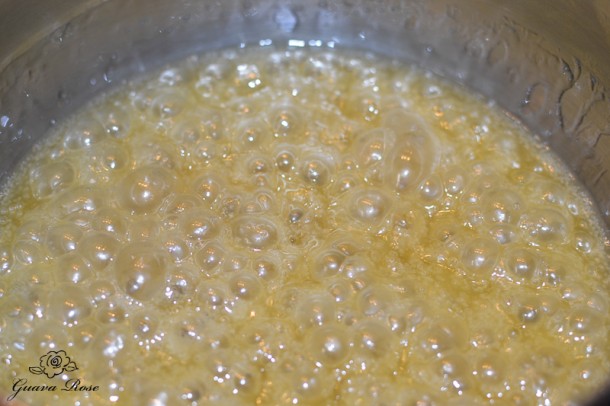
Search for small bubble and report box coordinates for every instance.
[114,242,169,301]
[229,273,262,301]
[349,188,390,225]
[232,216,278,250]
[118,166,175,214]
[307,324,350,366]
[462,238,499,283]
[296,293,335,329]
[276,151,295,172]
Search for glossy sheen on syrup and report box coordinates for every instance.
[0,47,609,405]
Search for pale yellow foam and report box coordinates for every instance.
[0,46,608,405]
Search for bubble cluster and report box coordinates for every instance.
[0,45,608,406]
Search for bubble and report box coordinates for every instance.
[15,218,46,242]
[355,319,392,357]
[95,142,130,172]
[235,63,264,93]
[198,281,227,309]
[275,150,295,172]
[234,117,269,149]
[229,367,261,400]
[574,231,595,254]
[220,196,242,219]
[162,235,190,263]
[45,223,83,256]
[349,188,390,225]
[79,231,119,270]
[342,90,380,122]
[222,253,248,273]
[206,350,233,378]
[194,243,225,275]
[272,105,305,139]
[253,257,278,280]
[568,305,602,335]
[12,240,43,265]
[133,140,176,169]
[57,253,93,284]
[93,207,127,235]
[518,208,571,245]
[428,352,471,392]
[461,238,499,283]
[301,158,330,186]
[118,166,175,214]
[488,224,517,245]
[291,367,332,402]
[327,279,353,303]
[306,324,350,366]
[357,285,394,317]
[0,245,12,274]
[516,307,538,327]
[114,242,169,301]
[89,280,115,304]
[444,169,465,196]
[48,285,92,325]
[473,353,506,391]
[62,117,105,149]
[419,324,458,355]
[296,293,335,329]
[91,327,126,359]
[30,161,75,199]
[171,113,204,145]
[505,248,538,282]
[165,267,195,304]
[248,156,271,174]
[70,320,99,349]
[127,218,160,241]
[482,189,522,224]
[162,193,203,215]
[27,321,68,351]
[419,175,444,201]
[131,313,158,340]
[313,249,345,280]
[341,255,372,279]
[97,107,131,139]
[97,303,126,324]
[193,174,223,204]
[229,273,262,301]
[194,60,230,96]
[52,186,103,217]
[151,88,187,118]
[335,174,358,193]
[178,381,207,404]
[179,208,220,241]
[385,141,427,192]
[382,109,439,181]
[356,128,394,168]
[529,179,567,207]
[232,216,278,250]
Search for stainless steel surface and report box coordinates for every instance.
[1,0,609,403]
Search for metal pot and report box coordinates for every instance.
[1,0,609,404]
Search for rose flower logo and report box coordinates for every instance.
[29,350,78,378]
